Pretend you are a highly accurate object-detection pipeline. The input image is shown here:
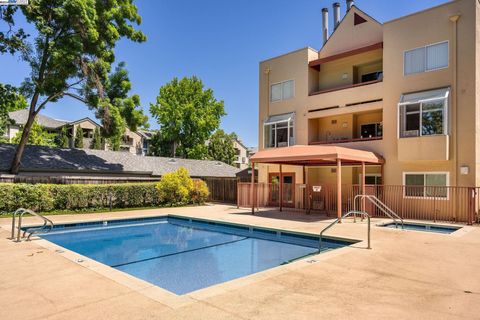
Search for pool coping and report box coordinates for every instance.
[9,213,363,309]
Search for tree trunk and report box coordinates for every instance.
[10,96,39,174]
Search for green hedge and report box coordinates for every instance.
[0,183,161,214]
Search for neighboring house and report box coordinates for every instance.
[233,139,250,170]
[257,0,478,193]
[4,109,151,156]
[0,143,240,183]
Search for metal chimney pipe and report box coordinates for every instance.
[322,8,329,45]
[333,2,341,29]
[346,0,354,11]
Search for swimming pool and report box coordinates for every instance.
[38,216,355,295]
[380,222,461,234]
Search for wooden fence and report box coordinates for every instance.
[203,178,237,203]
[238,183,479,224]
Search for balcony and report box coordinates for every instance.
[308,110,384,154]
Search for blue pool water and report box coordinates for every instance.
[381,222,461,234]
[39,216,353,295]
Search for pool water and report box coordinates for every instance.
[381,222,461,234]
[39,216,353,295]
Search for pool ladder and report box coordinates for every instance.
[11,208,54,242]
[319,210,371,252]
[353,194,404,229]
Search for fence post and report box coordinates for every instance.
[468,187,475,225]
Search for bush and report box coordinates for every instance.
[0,170,211,215]
[156,167,194,206]
[190,180,210,204]
[0,182,161,214]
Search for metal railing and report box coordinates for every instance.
[354,194,403,228]
[11,208,54,242]
[319,210,371,252]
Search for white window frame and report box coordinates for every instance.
[402,172,450,200]
[403,41,449,76]
[397,90,449,139]
[270,79,295,102]
[263,116,295,149]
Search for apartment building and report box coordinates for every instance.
[256,0,479,207]
[233,139,250,169]
[4,109,152,156]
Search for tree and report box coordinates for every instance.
[207,130,237,166]
[0,1,146,173]
[150,76,225,158]
[91,127,102,150]
[12,121,56,147]
[74,126,84,148]
[0,84,27,142]
[55,126,69,148]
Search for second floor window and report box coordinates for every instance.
[264,113,295,148]
[404,41,449,75]
[398,87,449,138]
[270,80,294,102]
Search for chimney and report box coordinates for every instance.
[322,8,329,45]
[346,0,354,11]
[333,2,341,29]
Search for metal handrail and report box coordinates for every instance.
[354,194,404,228]
[11,208,54,242]
[319,210,371,252]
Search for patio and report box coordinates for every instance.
[0,204,479,319]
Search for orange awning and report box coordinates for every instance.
[250,145,384,165]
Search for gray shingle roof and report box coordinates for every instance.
[8,109,68,129]
[0,144,240,178]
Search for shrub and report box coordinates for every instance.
[0,182,161,214]
[156,167,194,206]
[190,180,210,204]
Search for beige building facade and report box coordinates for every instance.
[257,0,480,194]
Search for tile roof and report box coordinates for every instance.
[8,109,68,129]
[0,144,240,178]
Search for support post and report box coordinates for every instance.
[279,164,283,212]
[251,162,255,214]
[337,158,342,221]
[303,165,307,214]
[361,162,366,212]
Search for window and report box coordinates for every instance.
[359,174,382,185]
[360,123,383,139]
[264,113,295,148]
[404,41,448,75]
[399,88,449,138]
[361,71,383,83]
[404,172,448,198]
[270,80,294,102]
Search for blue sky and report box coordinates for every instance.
[0,0,450,147]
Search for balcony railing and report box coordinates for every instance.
[309,79,382,96]
[310,136,382,145]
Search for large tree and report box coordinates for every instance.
[150,76,225,158]
[207,129,237,166]
[0,0,146,173]
[0,84,27,142]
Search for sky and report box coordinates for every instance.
[0,0,450,147]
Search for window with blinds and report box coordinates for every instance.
[404,41,448,75]
[270,80,294,102]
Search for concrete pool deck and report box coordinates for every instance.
[0,204,479,319]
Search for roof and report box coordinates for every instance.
[250,145,384,165]
[67,117,101,127]
[137,130,154,140]
[9,109,68,129]
[0,144,241,178]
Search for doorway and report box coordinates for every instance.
[268,172,295,208]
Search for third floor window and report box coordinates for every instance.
[270,80,294,102]
[404,41,449,75]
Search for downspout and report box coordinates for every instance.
[450,14,460,187]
